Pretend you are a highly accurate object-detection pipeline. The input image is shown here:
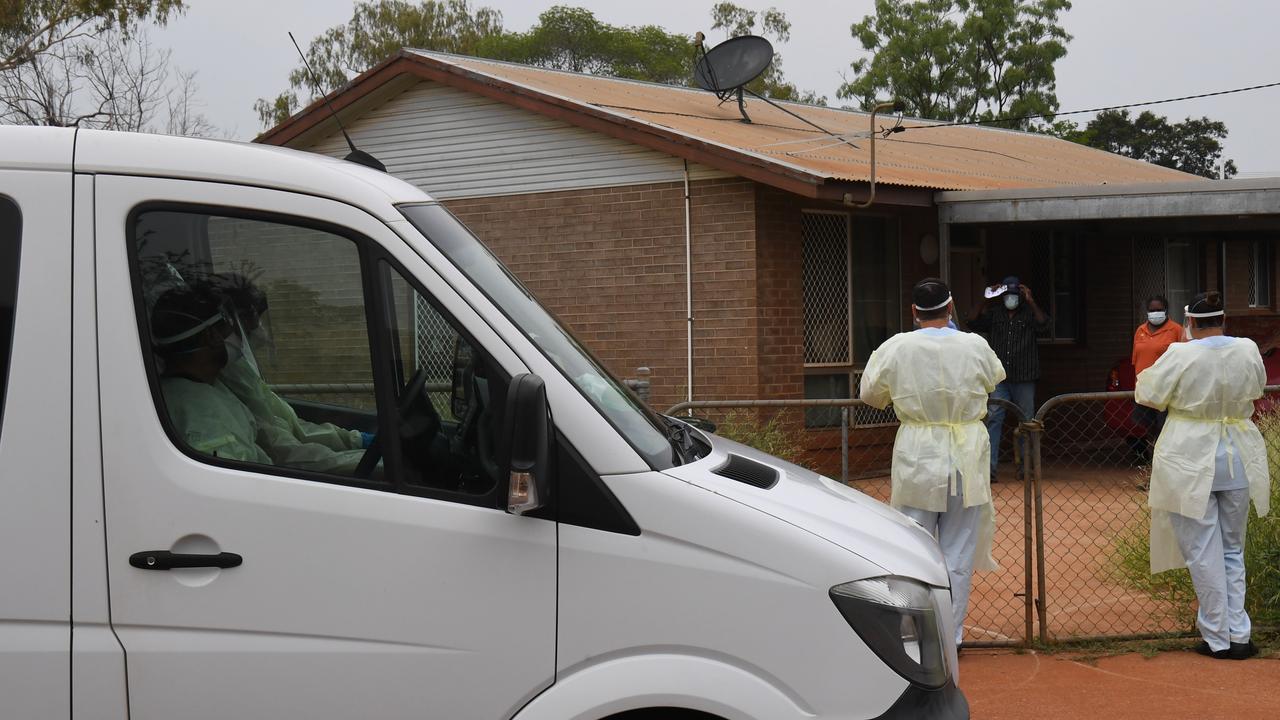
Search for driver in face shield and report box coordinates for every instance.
[151,285,276,465]
[206,273,376,461]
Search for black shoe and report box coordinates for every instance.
[1228,641,1259,660]
[990,471,1000,484]
[1193,641,1231,659]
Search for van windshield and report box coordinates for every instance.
[399,203,678,469]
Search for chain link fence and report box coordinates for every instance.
[667,388,1280,648]
[1026,386,1280,643]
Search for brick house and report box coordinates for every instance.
[256,49,1280,420]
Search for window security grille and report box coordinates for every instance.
[1249,239,1271,308]
[802,212,851,366]
[412,294,460,392]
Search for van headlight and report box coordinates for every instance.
[830,576,949,689]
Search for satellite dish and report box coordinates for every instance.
[694,35,773,94]
[694,35,774,123]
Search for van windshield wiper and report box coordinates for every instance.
[661,416,701,464]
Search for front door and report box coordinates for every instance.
[94,175,556,719]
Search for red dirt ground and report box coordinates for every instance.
[960,649,1280,719]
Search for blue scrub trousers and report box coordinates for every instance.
[1168,438,1252,652]
[986,380,1035,475]
[900,480,982,647]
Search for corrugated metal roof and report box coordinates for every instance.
[407,50,1199,192]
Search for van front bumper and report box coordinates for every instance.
[872,679,968,720]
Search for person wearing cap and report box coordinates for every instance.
[861,278,1006,647]
[1130,295,1182,465]
[150,284,368,474]
[967,276,1050,480]
[1136,291,1269,660]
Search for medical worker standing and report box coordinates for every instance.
[1135,291,1269,660]
[860,278,1006,646]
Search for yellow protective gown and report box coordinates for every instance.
[860,328,1007,570]
[1135,336,1271,573]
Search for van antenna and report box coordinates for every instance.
[288,31,386,173]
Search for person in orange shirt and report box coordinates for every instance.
[1131,295,1183,463]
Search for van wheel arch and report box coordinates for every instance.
[603,710,727,720]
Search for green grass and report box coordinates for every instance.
[713,409,805,465]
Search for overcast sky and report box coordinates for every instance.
[152,0,1280,175]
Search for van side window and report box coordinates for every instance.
[129,208,512,507]
[132,210,381,483]
[380,262,507,500]
[0,197,19,436]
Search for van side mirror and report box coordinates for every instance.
[502,373,551,515]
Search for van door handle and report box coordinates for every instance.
[129,551,243,571]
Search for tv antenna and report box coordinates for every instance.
[288,31,386,172]
[693,34,774,123]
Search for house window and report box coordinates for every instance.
[802,211,901,428]
[1249,238,1272,308]
[852,216,901,364]
[1166,238,1202,323]
[802,211,851,366]
[1031,232,1082,342]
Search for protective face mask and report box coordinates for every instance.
[1183,323,1193,341]
[1004,294,1020,310]
[1147,311,1167,326]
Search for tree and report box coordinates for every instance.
[840,0,1071,126]
[709,3,824,105]
[489,6,691,84]
[2,26,169,128]
[257,2,824,131]
[2,18,217,136]
[1054,110,1238,179]
[254,0,504,129]
[1,0,184,73]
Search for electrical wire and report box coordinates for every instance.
[900,79,1280,131]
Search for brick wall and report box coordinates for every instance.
[445,178,758,410]
[753,184,805,401]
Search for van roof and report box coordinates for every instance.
[0,126,433,222]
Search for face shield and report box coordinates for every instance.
[227,288,275,373]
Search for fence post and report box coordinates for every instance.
[1018,418,1048,645]
[1018,418,1045,646]
[840,407,849,484]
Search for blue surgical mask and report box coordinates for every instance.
[1147,311,1167,326]
[1004,294,1020,310]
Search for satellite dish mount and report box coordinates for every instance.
[693,34,774,124]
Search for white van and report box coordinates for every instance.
[0,126,966,720]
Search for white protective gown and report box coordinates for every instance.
[860,328,1007,570]
[1134,336,1271,573]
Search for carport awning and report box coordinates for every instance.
[935,177,1280,224]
